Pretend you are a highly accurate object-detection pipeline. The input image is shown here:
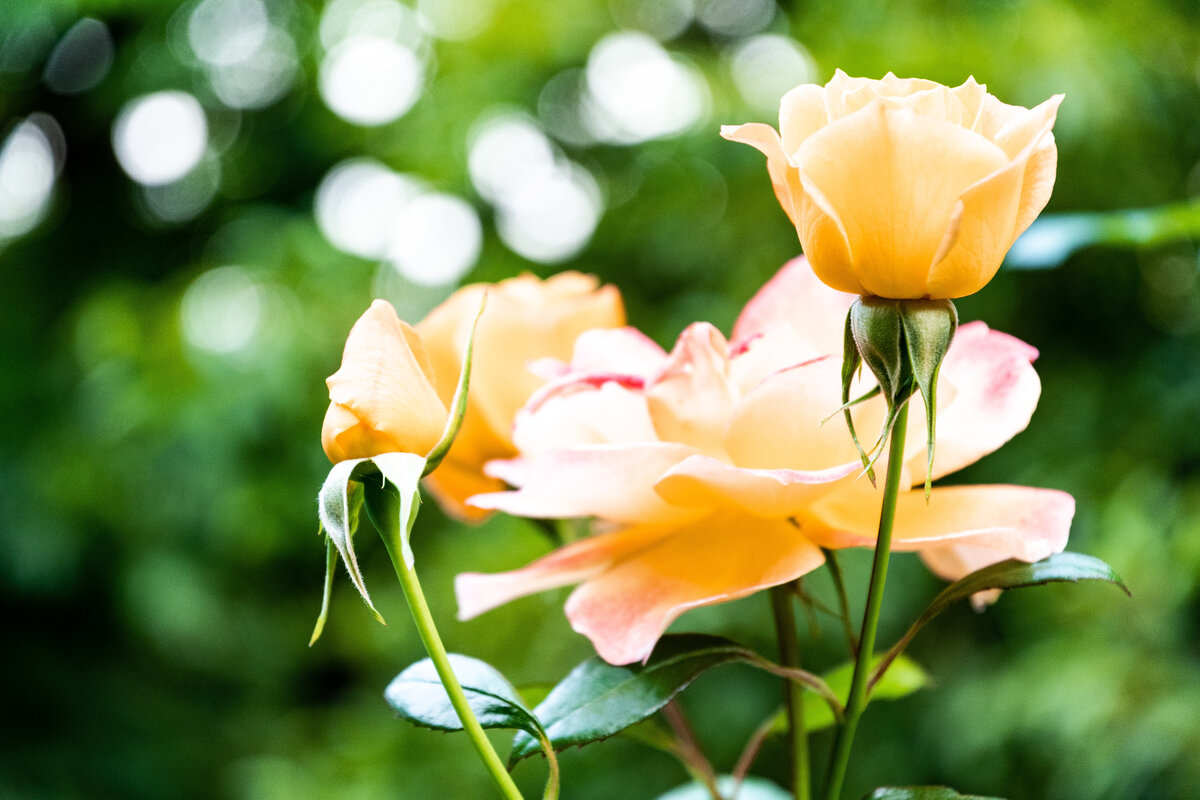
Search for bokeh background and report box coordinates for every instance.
[3,0,1200,798]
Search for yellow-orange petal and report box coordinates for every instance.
[564,511,825,664]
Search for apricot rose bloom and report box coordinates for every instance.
[455,259,1074,665]
[722,72,1062,300]
[321,300,448,463]
[415,272,624,520]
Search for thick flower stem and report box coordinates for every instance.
[770,583,811,800]
[822,401,910,800]
[382,540,526,800]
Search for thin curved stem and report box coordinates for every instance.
[822,401,909,800]
[382,540,525,800]
[821,548,859,658]
[770,583,811,800]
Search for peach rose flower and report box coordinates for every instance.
[722,72,1062,299]
[321,300,449,463]
[415,272,624,520]
[455,259,1073,664]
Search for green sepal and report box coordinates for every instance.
[309,534,339,646]
[861,788,1004,800]
[317,461,382,623]
[361,452,427,571]
[869,552,1130,691]
[846,297,916,480]
[422,291,487,477]
[839,311,874,483]
[899,299,957,500]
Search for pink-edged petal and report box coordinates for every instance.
[468,443,702,524]
[731,257,856,355]
[646,323,736,455]
[568,326,668,377]
[455,523,676,620]
[654,454,859,518]
[807,483,1074,562]
[564,511,826,664]
[904,321,1040,482]
[725,355,885,471]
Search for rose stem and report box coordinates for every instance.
[770,582,811,800]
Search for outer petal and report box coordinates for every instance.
[565,511,826,664]
[455,523,677,621]
[323,300,448,461]
[730,256,855,355]
[468,443,703,524]
[567,326,668,377]
[903,321,1040,482]
[778,83,828,157]
[795,99,1009,298]
[513,381,659,458]
[720,122,806,229]
[654,454,858,518]
[806,483,1074,562]
[925,95,1062,298]
[646,323,736,455]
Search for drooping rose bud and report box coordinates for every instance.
[322,300,449,463]
[722,71,1062,300]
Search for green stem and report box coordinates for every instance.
[822,401,909,800]
[770,584,811,800]
[382,539,525,800]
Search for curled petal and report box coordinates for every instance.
[565,512,825,664]
[646,323,736,455]
[654,454,858,518]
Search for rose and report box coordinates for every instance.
[722,71,1062,299]
[415,272,624,520]
[454,259,1074,664]
[321,300,448,463]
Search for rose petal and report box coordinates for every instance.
[455,522,676,620]
[513,381,658,458]
[730,256,855,355]
[654,453,859,518]
[778,83,828,157]
[468,443,702,524]
[806,483,1074,562]
[720,122,806,228]
[564,511,825,664]
[646,323,736,455]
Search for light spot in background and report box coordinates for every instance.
[188,0,270,66]
[388,192,482,286]
[141,155,221,224]
[416,0,496,41]
[315,159,423,259]
[186,0,299,110]
[319,35,424,125]
[607,0,694,41]
[0,14,57,74]
[113,91,208,186]
[696,0,776,38]
[468,113,558,204]
[319,0,424,48]
[0,114,65,241]
[181,265,263,354]
[495,163,602,264]
[468,111,603,263]
[728,34,817,111]
[42,17,114,94]
[538,69,594,147]
[582,32,708,144]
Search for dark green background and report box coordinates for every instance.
[3,0,1199,798]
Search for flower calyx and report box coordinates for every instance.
[840,296,957,496]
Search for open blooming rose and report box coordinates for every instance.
[322,300,448,463]
[455,259,1074,664]
[415,272,624,520]
[722,72,1062,300]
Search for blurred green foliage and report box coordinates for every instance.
[2,0,1200,798]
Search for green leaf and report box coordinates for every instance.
[316,460,382,622]
[510,634,839,764]
[386,654,544,737]
[768,654,929,735]
[861,787,1004,800]
[655,776,791,800]
[423,291,487,476]
[871,552,1130,689]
